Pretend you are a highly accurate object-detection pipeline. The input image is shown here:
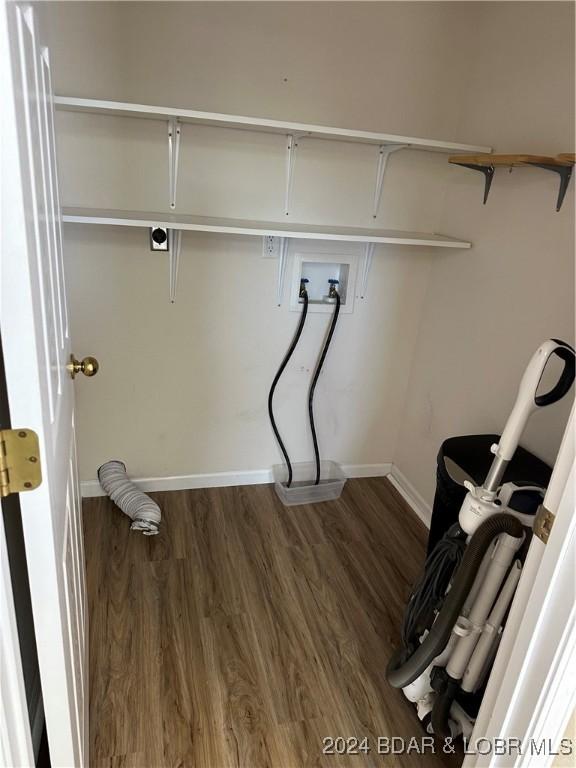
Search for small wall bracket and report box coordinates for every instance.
[284,134,300,216]
[359,242,375,299]
[458,163,495,205]
[524,161,573,212]
[168,229,182,303]
[168,118,181,210]
[372,144,407,219]
[276,237,289,305]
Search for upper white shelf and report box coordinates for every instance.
[61,207,471,248]
[54,96,491,154]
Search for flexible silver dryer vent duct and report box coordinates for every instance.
[98,460,161,536]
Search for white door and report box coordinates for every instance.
[1,2,88,766]
[464,404,576,767]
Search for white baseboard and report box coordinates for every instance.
[80,462,393,498]
[80,462,432,529]
[387,465,432,528]
[341,462,392,478]
[81,468,272,497]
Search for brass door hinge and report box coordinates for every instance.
[0,429,42,498]
[534,504,555,544]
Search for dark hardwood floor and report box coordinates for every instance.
[83,477,461,768]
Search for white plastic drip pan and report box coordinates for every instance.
[273,460,346,506]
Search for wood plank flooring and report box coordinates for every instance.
[83,478,461,768]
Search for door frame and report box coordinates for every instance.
[0,517,35,768]
[0,337,45,768]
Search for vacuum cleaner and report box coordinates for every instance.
[268,277,341,488]
[386,338,575,739]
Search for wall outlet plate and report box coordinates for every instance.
[150,226,169,251]
[262,235,281,259]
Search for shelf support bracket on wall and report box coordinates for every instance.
[168,229,182,303]
[372,144,407,219]
[456,162,495,205]
[523,161,573,212]
[276,237,289,305]
[168,118,181,210]
[450,154,574,211]
[284,134,300,216]
[359,242,375,299]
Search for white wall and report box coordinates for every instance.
[43,1,477,482]
[395,1,575,503]
[42,2,574,492]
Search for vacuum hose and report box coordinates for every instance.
[401,523,467,648]
[386,513,524,689]
[98,460,161,535]
[309,287,341,484]
[268,288,309,487]
[431,679,460,740]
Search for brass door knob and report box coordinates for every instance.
[67,355,99,379]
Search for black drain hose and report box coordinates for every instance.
[268,290,309,488]
[386,513,524,689]
[431,679,460,740]
[309,290,341,485]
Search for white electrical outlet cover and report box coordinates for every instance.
[262,235,281,259]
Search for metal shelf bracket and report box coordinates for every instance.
[284,134,299,216]
[168,118,181,210]
[525,162,573,212]
[373,144,407,218]
[458,162,495,204]
[276,237,289,305]
[359,242,375,299]
[169,229,182,303]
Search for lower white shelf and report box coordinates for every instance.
[61,207,472,248]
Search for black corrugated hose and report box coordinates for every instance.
[401,523,467,648]
[308,289,341,485]
[431,678,461,740]
[268,289,309,488]
[386,513,524,689]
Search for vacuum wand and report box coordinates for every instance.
[460,339,575,533]
[483,339,575,492]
